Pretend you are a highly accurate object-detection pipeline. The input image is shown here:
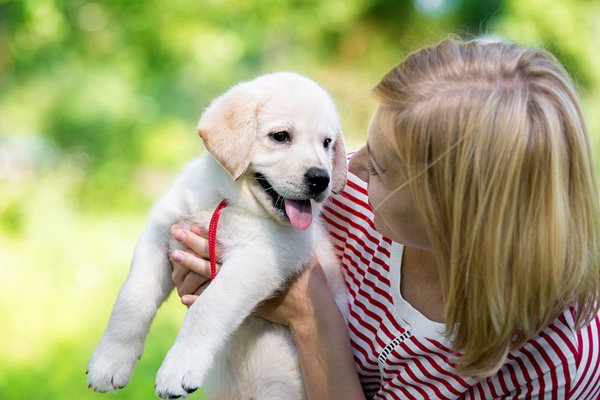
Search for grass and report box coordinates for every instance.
[0,171,205,400]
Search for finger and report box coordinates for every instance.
[170,225,211,259]
[189,280,210,300]
[178,271,209,297]
[170,253,191,286]
[181,294,199,308]
[170,249,213,277]
[190,224,207,237]
[171,265,189,288]
[170,224,224,260]
[194,282,209,296]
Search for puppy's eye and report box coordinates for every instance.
[270,131,290,143]
[323,138,332,149]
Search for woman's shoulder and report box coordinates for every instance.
[564,308,600,398]
[501,307,600,398]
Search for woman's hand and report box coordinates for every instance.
[169,224,218,306]
[254,257,336,330]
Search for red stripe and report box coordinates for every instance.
[351,264,393,305]
[347,334,379,377]
[385,379,419,400]
[342,239,392,287]
[507,352,535,399]
[539,326,573,394]
[400,344,463,396]
[331,187,371,219]
[569,321,594,396]
[326,228,346,248]
[425,337,454,355]
[573,317,600,398]
[382,364,434,399]
[355,289,404,336]
[411,340,472,389]
[504,360,522,398]
[530,338,560,399]
[342,270,362,308]
[338,195,374,228]
[588,380,600,400]
[332,244,344,258]
[323,198,393,258]
[322,214,392,287]
[352,288,401,345]
[463,385,475,399]
[387,362,435,399]
[348,300,389,348]
[340,183,371,213]
[339,247,405,337]
[476,383,486,399]
[497,368,510,395]
[323,202,379,252]
[586,378,600,400]
[348,313,382,359]
[548,318,577,360]
[403,340,469,396]
[327,197,388,252]
[321,208,391,265]
[346,175,368,195]
[517,345,546,399]
[341,252,391,320]
[555,310,578,357]
[487,375,499,398]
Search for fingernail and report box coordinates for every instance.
[175,229,186,242]
[190,224,203,235]
[171,250,184,262]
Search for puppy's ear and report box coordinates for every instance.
[197,85,260,180]
[331,133,347,194]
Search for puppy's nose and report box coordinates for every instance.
[305,167,330,195]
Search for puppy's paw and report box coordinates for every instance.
[155,344,211,399]
[86,341,141,393]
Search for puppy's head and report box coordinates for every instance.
[198,72,346,230]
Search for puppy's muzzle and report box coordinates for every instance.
[305,167,330,195]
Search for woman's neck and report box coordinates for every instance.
[400,246,446,323]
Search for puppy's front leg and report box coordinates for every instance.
[87,225,173,392]
[155,250,295,399]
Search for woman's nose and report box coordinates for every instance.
[349,146,369,183]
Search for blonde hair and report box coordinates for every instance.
[374,37,600,376]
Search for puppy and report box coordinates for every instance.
[86,72,349,399]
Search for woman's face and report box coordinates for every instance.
[349,108,431,249]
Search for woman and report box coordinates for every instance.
[169,38,600,398]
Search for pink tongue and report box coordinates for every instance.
[284,199,313,230]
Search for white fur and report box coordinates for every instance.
[87,72,349,399]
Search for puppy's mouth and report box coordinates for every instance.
[255,172,312,230]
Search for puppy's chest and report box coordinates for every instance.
[200,206,312,257]
[217,212,301,247]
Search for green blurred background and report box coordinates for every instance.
[1,0,599,399]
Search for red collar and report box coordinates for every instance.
[208,199,229,280]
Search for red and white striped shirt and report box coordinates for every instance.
[321,170,600,399]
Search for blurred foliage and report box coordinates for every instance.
[1,0,599,399]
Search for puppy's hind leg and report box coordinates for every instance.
[87,224,173,393]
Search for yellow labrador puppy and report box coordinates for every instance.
[87,72,349,399]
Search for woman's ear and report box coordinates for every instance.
[197,84,261,180]
[331,133,347,194]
